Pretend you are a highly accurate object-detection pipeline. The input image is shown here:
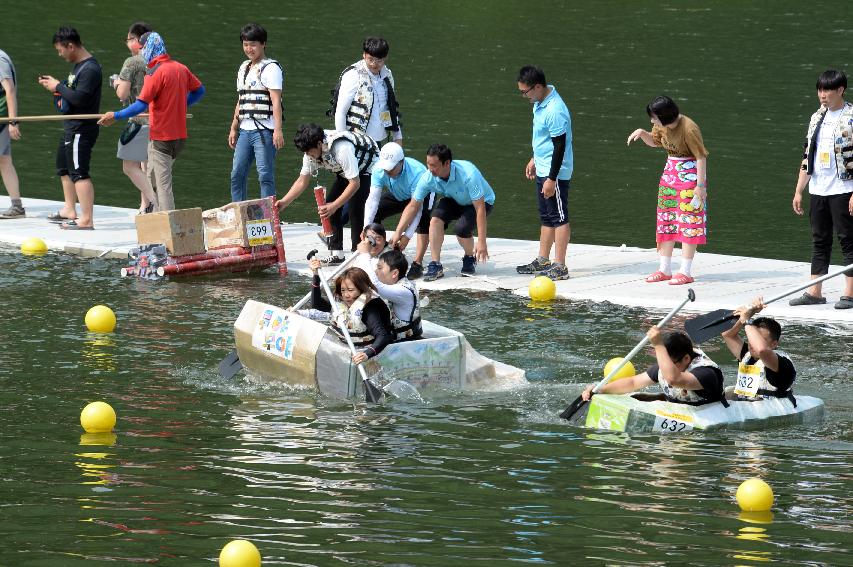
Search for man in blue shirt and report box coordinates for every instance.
[365,142,433,279]
[516,65,573,280]
[391,144,495,281]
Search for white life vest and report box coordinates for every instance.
[331,293,375,346]
[329,60,400,136]
[658,349,722,405]
[312,129,378,176]
[387,278,422,341]
[237,58,283,123]
[734,349,796,402]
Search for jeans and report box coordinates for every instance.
[230,128,277,202]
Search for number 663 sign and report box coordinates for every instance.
[246,219,274,246]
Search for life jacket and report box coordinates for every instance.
[237,58,284,127]
[658,349,724,406]
[387,278,422,341]
[326,60,400,136]
[734,350,797,406]
[803,101,853,181]
[331,293,376,346]
[312,129,378,176]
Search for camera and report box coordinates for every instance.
[367,235,377,247]
[109,74,120,89]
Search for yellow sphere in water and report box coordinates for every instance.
[21,237,48,256]
[528,275,557,302]
[80,401,117,433]
[604,357,637,381]
[85,305,117,333]
[736,478,774,512]
[219,539,262,567]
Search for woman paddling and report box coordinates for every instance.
[628,95,709,285]
[299,260,393,364]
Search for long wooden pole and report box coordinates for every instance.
[0,113,192,123]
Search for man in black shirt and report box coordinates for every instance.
[38,26,102,229]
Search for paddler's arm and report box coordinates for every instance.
[649,326,703,389]
[581,373,654,401]
[352,299,393,364]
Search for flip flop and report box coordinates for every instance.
[47,211,76,223]
[60,220,94,230]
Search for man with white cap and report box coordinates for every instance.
[364,141,433,279]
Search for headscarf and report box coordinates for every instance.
[140,32,167,64]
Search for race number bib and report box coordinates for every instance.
[653,410,694,433]
[246,219,274,246]
[379,109,392,127]
[734,363,761,398]
[818,151,832,169]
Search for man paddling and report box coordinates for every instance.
[581,328,724,405]
[719,297,796,404]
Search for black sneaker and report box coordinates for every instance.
[424,261,444,281]
[461,255,476,276]
[517,256,551,274]
[319,253,345,266]
[538,262,570,281]
[0,205,26,219]
[407,261,423,280]
[789,293,826,306]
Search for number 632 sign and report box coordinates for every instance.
[653,410,694,433]
[246,219,274,246]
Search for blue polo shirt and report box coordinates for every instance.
[412,160,496,206]
[532,85,573,180]
[370,157,427,201]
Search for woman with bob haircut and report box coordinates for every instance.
[628,95,709,285]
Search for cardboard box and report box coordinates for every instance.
[135,208,206,257]
[203,198,275,249]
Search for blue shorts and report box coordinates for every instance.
[536,176,570,227]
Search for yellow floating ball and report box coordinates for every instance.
[21,237,48,256]
[736,478,774,512]
[219,539,262,567]
[80,401,117,433]
[528,275,557,302]
[85,305,117,333]
[604,357,636,381]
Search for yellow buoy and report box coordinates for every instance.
[736,478,774,512]
[528,275,556,302]
[80,401,117,433]
[85,305,117,333]
[604,357,636,381]
[21,237,48,256]
[219,539,262,567]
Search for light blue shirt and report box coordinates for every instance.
[532,85,573,180]
[412,160,496,206]
[370,157,427,201]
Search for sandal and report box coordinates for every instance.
[645,270,672,283]
[60,220,94,230]
[47,211,76,223]
[835,296,853,310]
[669,273,695,285]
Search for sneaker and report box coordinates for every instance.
[539,262,570,281]
[517,256,551,274]
[461,255,477,276]
[789,292,826,306]
[0,205,26,219]
[407,261,423,280]
[424,261,444,281]
[319,253,345,266]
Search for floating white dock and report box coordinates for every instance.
[1,196,850,326]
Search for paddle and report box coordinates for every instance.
[0,113,190,123]
[216,252,358,379]
[684,263,853,344]
[559,288,696,420]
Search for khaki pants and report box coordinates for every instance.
[148,139,186,211]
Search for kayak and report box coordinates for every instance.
[233,299,527,398]
[566,391,825,434]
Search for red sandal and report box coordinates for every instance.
[645,270,672,283]
[669,273,695,285]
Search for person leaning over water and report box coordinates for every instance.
[628,96,709,286]
[581,327,725,406]
[298,261,393,364]
[515,65,573,281]
[790,69,853,310]
[98,32,205,212]
[719,297,796,404]
[228,22,284,203]
[0,48,24,219]
[111,21,156,215]
[391,144,495,281]
[38,26,102,230]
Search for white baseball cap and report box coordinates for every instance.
[376,142,404,170]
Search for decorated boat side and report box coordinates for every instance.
[566,392,825,434]
[233,299,527,398]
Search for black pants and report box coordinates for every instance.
[327,171,371,252]
[376,192,434,234]
[809,191,853,276]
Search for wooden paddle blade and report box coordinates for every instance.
[684,309,737,344]
[362,378,385,403]
[218,349,243,379]
[559,395,587,420]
